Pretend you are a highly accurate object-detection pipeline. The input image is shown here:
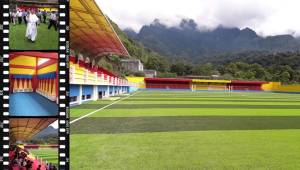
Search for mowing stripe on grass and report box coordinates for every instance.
[71,116,300,134]
[124,99,300,102]
[70,91,141,124]
[73,104,300,110]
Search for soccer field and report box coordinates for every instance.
[70,91,300,170]
[29,148,58,166]
[9,23,58,50]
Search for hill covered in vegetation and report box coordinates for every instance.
[109,18,300,83]
[125,19,300,62]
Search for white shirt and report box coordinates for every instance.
[17,11,22,17]
[50,13,57,21]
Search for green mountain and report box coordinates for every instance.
[110,18,300,83]
[109,18,171,75]
[124,19,300,62]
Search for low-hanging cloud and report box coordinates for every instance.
[97,0,300,36]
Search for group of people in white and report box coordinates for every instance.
[10,9,58,42]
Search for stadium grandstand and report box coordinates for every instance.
[10,0,58,12]
[127,77,300,93]
[68,0,300,105]
[9,118,58,170]
[9,52,59,116]
[69,0,135,105]
[69,1,300,169]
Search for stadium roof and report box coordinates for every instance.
[145,78,192,83]
[192,79,231,83]
[10,118,56,142]
[70,0,129,59]
[231,80,267,85]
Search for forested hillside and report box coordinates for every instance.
[125,19,300,61]
[109,18,300,83]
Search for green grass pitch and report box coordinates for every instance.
[29,148,58,166]
[9,22,58,50]
[70,91,300,170]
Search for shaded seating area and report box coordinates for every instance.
[9,52,59,116]
[68,0,134,105]
[9,145,49,170]
[70,0,129,57]
[192,79,231,91]
[9,118,58,170]
[69,55,130,105]
[145,78,192,90]
[229,80,268,91]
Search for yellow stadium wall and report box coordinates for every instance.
[191,80,231,91]
[192,83,209,90]
[38,63,57,75]
[192,83,229,91]
[10,56,36,67]
[274,84,300,92]
[126,77,145,88]
[261,82,281,91]
[10,68,35,75]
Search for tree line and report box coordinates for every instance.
[110,19,300,84]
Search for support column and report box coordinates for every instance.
[79,85,82,105]
[107,85,110,97]
[93,85,98,101]
[112,86,115,96]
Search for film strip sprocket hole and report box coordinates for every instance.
[1,0,10,169]
[0,0,70,169]
[58,0,70,169]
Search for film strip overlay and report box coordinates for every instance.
[58,0,70,169]
[1,0,10,169]
[58,0,70,170]
[0,0,70,169]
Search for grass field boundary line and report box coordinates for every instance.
[70,91,141,124]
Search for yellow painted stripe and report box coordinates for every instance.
[192,79,231,83]
[38,64,57,75]
[10,56,36,67]
[10,68,35,75]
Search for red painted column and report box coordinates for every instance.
[32,57,39,92]
[56,62,59,103]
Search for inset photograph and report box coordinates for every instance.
[9,118,58,170]
[9,52,59,116]
[9,0,59,50]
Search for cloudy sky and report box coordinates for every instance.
[97,0,300,37]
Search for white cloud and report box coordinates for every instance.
[97,0,300,36]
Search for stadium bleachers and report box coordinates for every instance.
[69,55,132,105]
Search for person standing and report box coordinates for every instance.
[10,11,13,23]
[17,10,22,24]
[23,10,28,24]
[37,10,42,25]
[12,10,17,25]
[48,11,57,31]
[42,10,47,23]
[25,9,39,42]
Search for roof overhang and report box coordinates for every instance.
[10,118,57,143]
[145,78,192,83]
[192,79,231,83]
[70,0,129,59]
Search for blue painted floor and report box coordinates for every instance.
[9,92,58,116]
